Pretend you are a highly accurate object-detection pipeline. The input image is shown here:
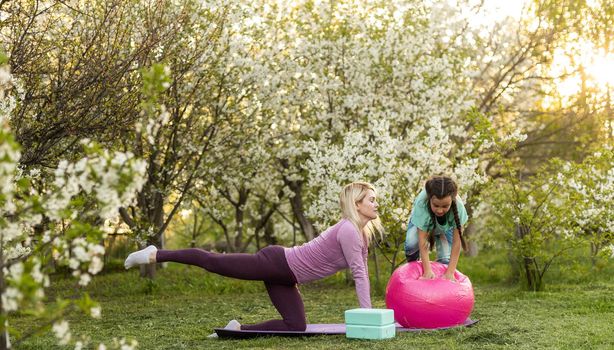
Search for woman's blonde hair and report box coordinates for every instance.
[339,181,383,246]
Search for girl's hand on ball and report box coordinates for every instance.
[420,270,436,280]
[443,272,457,282]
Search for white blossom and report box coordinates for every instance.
[52,320,71,345]
[78,273,91,286]
[119,338,138,350]
[2,287,21,312]
[91,306,102,319]
[89,256,103,275]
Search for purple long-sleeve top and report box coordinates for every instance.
[284,219,371,308]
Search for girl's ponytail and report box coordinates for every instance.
[451,201,467,250]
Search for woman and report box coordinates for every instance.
[125,182,381,332]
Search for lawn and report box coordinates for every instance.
[12,250,614,349]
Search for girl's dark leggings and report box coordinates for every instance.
[156,245,306,331]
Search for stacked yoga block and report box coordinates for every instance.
[344,308,395,340]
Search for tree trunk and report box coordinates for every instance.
[253,188,285,250]
[279,159,317,241]
[140,232,163,279]
[255,223,261,250]
[345,269,353,286]
[0,329,7,350]
[0,245,9,350]
[590,242,599,267]
[234,208,244,252]
[464,203,479,257]
[523,256,542,291]
[140,262,157,279]
[140,194,165,279]
[190,213,198,248]
[285,180,316,241]
[371,244,382,295]
[511,224,528,283]
[515,223,542,291]
[263,220,277,246]
[466,240,479,257]
[233,188,249,252]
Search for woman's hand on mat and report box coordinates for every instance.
[442,271,457,282]
[420,270,436,280]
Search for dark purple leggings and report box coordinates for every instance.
[156,245,306,331]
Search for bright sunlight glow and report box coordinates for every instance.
[586,53,614,87]
[542,40,614,110]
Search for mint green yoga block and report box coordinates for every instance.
[344,308,395,326]
[346,323,396,340]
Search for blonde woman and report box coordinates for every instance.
[125,182,380,332]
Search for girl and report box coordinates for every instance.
[125,182,380,332]
[404,175,468,282]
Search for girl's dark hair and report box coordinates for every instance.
[424,175,467,251]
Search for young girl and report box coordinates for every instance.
[125,182,380,332]
[404,175,468,282]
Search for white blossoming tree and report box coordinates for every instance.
[467,0,614,289]
[482,158,582,291]
[110,1,246,277]
[182,1,497,275]
[560,148,614,263]
[1,0,239,279]
[180,0,292,252]
[0,57,145,348]
[471,105,614,290]
[234,0,487,272]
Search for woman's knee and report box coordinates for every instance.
[286,317,307,332]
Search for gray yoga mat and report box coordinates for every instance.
[214,318,478,338]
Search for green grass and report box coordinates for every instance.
[11,250,614,349]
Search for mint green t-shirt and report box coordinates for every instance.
[409,189,468,232]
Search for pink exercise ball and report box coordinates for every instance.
[385,261,474,329]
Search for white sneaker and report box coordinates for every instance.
[224,319,241,331]
[208,319,241,339]
[124,245,157,269]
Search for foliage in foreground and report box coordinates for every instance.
[0,60,147,349]
[11,251,614,349]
